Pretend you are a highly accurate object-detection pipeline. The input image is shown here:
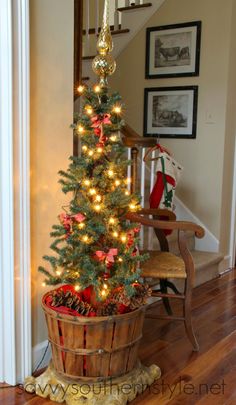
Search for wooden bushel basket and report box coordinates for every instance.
[42,292,146,381]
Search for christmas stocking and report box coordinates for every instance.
[149,151,183,234]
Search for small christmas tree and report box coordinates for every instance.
[39,1,150,314]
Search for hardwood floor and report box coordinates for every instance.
[1,269,236,404]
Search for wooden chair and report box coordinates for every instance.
[127,209,205,351]
[122,131,205,350]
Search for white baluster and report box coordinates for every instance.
[95,0,99,35]
[140,148,146,249]
[114,0,119,31]
[141,148,146,209]
[135,0,141,5]
[85,0,90,54]
[125,0,130,7]
[127,148,131,192]
[148,150,156,250]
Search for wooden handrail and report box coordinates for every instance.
[117,3,153,12]
[121,124,157,148]
[122,124,141,139]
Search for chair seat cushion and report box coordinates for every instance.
[140,251,186,279]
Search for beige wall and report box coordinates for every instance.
[30,0,74,345]
[110,0,234,248]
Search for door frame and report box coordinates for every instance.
[0,0,31,384]
[229,138,236,268]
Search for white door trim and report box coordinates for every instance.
[0,0,16,386]
[229,137,236,268]
[13,0,32,383]
[0,0,31,385]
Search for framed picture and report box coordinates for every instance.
[145,21,201,78]
[144,86,198,139]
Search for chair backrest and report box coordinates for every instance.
[146,208,176,252]
[125,140,176,251]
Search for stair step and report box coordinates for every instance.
[192,251,224,285]
[172,251,224,291]
[192,251,224,272]
[110,28,130,36]
[117,3,152,12]
[83,26,130,36]
[83,55,96,61]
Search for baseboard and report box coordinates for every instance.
[174,196,219,253]
[32,340,51,371]
[218,255,232,274]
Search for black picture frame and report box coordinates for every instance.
[145,21,202,79]
[144,86,198,139]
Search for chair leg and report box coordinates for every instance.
[183,279,199,351]
[160,279,173,316]
[165,280,181,295]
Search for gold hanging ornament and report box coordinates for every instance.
[92,0,116,89]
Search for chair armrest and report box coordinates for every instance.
[126,212,205,239]
[138,208,176,221]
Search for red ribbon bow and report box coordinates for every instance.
[91,114,111,128]
[59,212,86,236]
[96,248,118,264]
[73,213,86,223]
[91,114,111,145]
[127,227,141,248]
[59,213,72,232]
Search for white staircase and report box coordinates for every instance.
[82,0,166,83]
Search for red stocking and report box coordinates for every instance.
[149,172,176,236]
[149,173,176,210]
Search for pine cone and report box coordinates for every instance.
[108,284,152,311]
[49,289,94,316]
[111,288,131,307]
[134,283,152,298]
[75,300,93,316]
[66,296,76,308]
[130,284,152,309]
[129,296,143,310]
[51,290,66,306]
[65,290,73,299]
[98,300,118,316]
